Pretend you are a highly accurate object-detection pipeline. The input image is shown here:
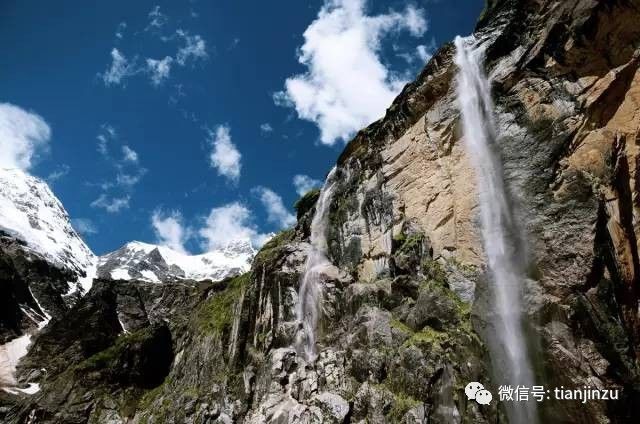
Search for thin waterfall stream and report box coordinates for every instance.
[295,167,338,362]
[454,36,538,423]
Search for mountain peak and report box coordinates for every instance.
[97,238,255,282]
[0,168,96,284]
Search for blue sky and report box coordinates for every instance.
[0,0,483,255]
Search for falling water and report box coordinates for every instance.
[454,36,537,423]
[295,167,338,362]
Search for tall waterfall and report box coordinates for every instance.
[454,36,537,423]
[295,167,338,362]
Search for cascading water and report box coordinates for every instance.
[454,36,538,423]
[295,167,338,362]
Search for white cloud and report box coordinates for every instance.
[404,5,428,36]
[115,21,127,39]
[260,123,273,134]
[146,56,173,86]
[208,125,241,183]
[121,145,139,162]
[152,209,190,254]
[46,164,70,182]
[91,194,130,213]
[254,187,296,228]
[293,174,322,196]
[199,202,270,250]
[275,0,427,145]
[147,5,168,30]
[100,48,137,86]
[72,218,98,235]
[176,30,208,66]
[116,171,145,187]
[0,103,51,170]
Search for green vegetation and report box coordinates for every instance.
[79,328,151,371]
[294,188,321,219]
[390,318,412,335]
[388,392,421,422]
[193,272,251,335]
[477,0,497,24]
[405,326,448,349]
[397,233,424,255]
[421,258,447,283]
[253,228,295,269]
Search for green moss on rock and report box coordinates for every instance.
[253,229,295,270]
[294,188,321,220]
[193,272,251,335]
[421,258,447,283]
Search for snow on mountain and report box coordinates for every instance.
[0,168,96,291]
[97,239,256,282]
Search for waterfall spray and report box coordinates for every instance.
[295,167,338,362]
[454,36,537,423]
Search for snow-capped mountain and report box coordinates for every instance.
[0,168,96,292]
[97,239,255,282]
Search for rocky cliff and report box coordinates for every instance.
[2,0,640,423]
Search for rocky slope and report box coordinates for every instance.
[0,169,96,393]
[97,240,255,283]
[3,0,640,423]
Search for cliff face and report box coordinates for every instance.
[3,1,640,423]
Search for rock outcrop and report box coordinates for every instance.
[2,1,640,423]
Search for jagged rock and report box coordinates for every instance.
[3,1,640,423]
[312,392,349,423]
[406,281,460,331]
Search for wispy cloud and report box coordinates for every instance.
[91,194,130,213]
[71,218,98,235]
[254,187,296,228]
[151,209,190,254]
[146,5,168,31]
[121,145,139,163]
[115,21,127,39]
[146,56,173,86]
[99,48,138,86]
[275,0,428,145]
[208,125,242,183]
[0,103,51,170]
[91,125,146,213]
[99,6,208,88]
[293,174,322,196]
[176,30,208,66]
[259,123,273,135]
[46,164,70,183]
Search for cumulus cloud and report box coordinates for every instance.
[146,56,173,86]
[0,103,51,170]
[71,218,98,235]
[275,0,427,145]
[293,174,322,196]
[151,209,190,254]
[254,187,296,228]
[208,125,242,183]
[91,194,130,213]
[100,48,138,86]
[199,202,270,250]
[176,30,208,66]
